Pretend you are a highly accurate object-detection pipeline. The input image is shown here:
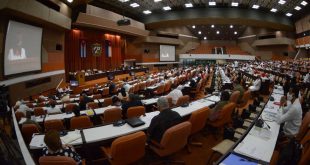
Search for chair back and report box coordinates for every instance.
[153,121,191,157]
[70,116,93,130]
[87,102,99,109]
[102,88,109,96]
[39,156,76,165]
[229,91,240,104]
[26,103,34,108]
[155,84,165,95]
[139,82,146,91]
[175,95,190,107]
[22,124,39,144]
[299,130,310,165]
[110,131,146,165]
[34,107,46,117]
[44,119,64,132]
[166,96,173,108]
[238,90,250,108]
[15,111,25,122]
[127,106,145,118]
[296,112,310,141]
[103,97,113,107]
[189,107,210,135]
[210,103,236,127]
[164,81,172,93]
[92,94,102,100]
[103,108,122,124]
[65,103,76,113]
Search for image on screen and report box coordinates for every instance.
[4,20,42,76]
[160,45,175,61]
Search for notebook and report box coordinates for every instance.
[126,117,145,127]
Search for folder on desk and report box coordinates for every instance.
[126,117,145,127]
[220,153,258,165]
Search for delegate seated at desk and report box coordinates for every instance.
[249,77,261,92]
[209,91,230,121]
[147,97,182,143]
[42,130,82,165]
[121,94,143,118]
[233,78,244,104]
[277,87,302,137]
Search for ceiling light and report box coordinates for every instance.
[154,0,162,2]
[185,3,193,8]
[204,37,207,40]
[216,31,220,34]
[301,1,308,6]
[163,6,171,10]
[118,0,129,2]
[231,2,239,7]
[143,10,152,14]
[294,6,301,10]
[211,25,215,28]
[209,2,216,6]
[278,0,286,5]
[252,5,260,9]
[286,13,292,17]
[130,3,140,8]
[198,31,202,34]
[270,8,277,12]
[192,25,196,29]
[67,0,73,2]
[230,25,233,28]
[234,31,238,35]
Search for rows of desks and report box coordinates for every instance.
[217,85,284,164]
[29,95,219,150]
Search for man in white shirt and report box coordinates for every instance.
[167,85,183,105]
[47,101,62,114]
[304,73,310,83]
[249,78,261,92]
[277,88,302,136]
[16,103,31,116]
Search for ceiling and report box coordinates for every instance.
[187,24,247,40]
[86,0,309,22]
[61,0,309,40]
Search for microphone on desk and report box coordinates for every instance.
[255,118,271,129]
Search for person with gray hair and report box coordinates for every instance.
[167,85,183,105]
[147,97,182,142]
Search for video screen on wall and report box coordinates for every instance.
[160,45,175,61]
[4,20,42,76]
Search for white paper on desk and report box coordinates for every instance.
[236,143,265,161]
[250,127,272,140]
[19,117,26,124]
[30,135,45,148]
[61,132,81,144]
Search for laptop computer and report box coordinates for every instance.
[126,117,145,127]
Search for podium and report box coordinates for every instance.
[75,72,85,85]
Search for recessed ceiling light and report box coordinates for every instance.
[294,6,301,10]
[252,5,260,9]
[185,3,193,8]
[118,0,129,2]
[154,0,162,2]
[216,31,220,34]
[230,25,233,28]
[278,0,286,5]
[192,25,196,29]
[130,3,140,8]
[67,0,73,2]
[286,13,292,17]
[209,2,216,6]
[204,37,207,40]
[301,1,308,6]
[163,6,171,10]
[211,25,215,28]
[198,31,202,34]
[231,2,239,7]
[270,8,277,12]
[234,31,238,35]
[143,10,152,14]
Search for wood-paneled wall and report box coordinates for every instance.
[64,29,124,74]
